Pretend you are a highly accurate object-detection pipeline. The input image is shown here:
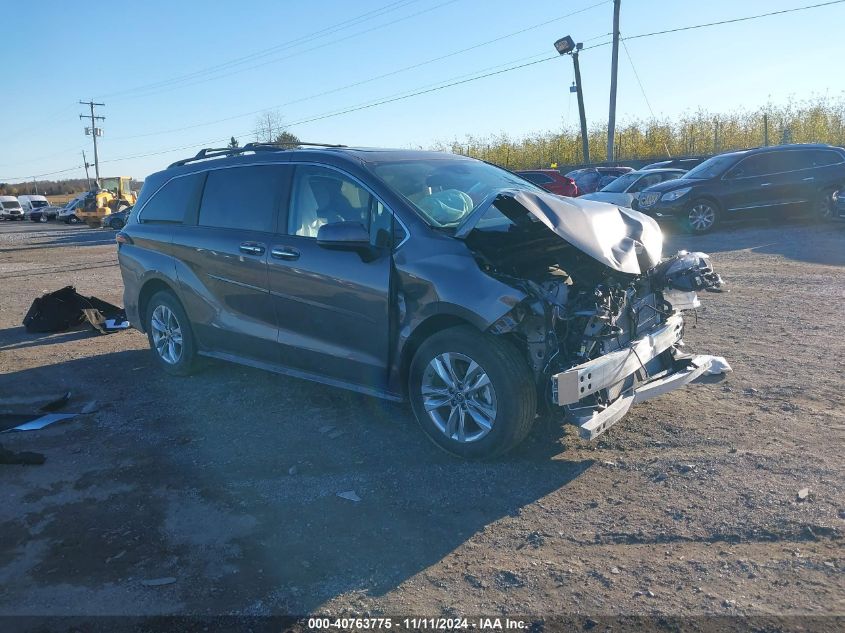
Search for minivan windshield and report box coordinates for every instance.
[31,200,48,208]
[370,159,543,227]
[2,200,21,209]
[683,154,741,179]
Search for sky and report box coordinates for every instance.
[2,0,844,183]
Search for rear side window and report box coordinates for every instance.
[140,173,204,223]
[199,166,281,232]
[522,172,553,185]
[810,149,844,167]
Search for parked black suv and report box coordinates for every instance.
[118,144,727,458]
[637,144,845,233]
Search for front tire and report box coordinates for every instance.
[145,291,199,376]
[813,187,837,221]
[685,199,719,234]
[408,326,536,459]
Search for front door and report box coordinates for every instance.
[720,153,783,215]
[267,164,393,393]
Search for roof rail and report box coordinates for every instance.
[167,141,347,168]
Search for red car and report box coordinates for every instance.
[516,169,579,197]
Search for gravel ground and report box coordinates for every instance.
[0,219,843,626]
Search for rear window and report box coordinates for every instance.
[198,165,282,233]
[139,173,204,223]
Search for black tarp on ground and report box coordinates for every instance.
[22,286,126,334]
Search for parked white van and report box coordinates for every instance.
[58,194,86,223]
[17,194,49,218]
[0,195,24,220]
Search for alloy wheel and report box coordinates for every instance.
[150,305,183,365]
[421,352,497,443]
[688,203,716,231]
[817,191,834,219]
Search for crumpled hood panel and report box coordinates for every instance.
[456,189,663,275]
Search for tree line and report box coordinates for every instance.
[433,96,845,170]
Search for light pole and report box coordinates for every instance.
[554,36,589,164]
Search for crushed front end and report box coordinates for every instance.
[548,251,729,438]
[461,190,730,440]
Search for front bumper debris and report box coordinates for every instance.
[551,313,730,439]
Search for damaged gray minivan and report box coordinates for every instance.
[118,144,728,458]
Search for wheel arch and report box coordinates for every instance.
[137,278,179,333]
[398,313,479,396]
[689,194,723,212]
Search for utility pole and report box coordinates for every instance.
[79,100,104,184]
[571,48,590,164]
[82,150,92,190]
[607,0,621,163]
[763,113,769,146]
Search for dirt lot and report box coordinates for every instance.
[0,219,843,627]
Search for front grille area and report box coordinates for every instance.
[640,192,660,208]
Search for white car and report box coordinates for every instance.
[580,168,686,209]
[0,196,24,220]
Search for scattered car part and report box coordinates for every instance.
[23,286,127,334]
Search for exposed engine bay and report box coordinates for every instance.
[462,193,729,439]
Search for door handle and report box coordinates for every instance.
[802,177,815,182]
[270,247,300,261]
[760,183,771,188]
[239,242,265,255]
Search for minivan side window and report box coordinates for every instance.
[288,165,374,238]
[198,166,281,233]
[140,173,204,223]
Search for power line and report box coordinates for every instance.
[99,0,422,99]
[620,38,656,120]
[0,165,84,181]
[106,0,462,101]
[99,53,562,167]
[111,0,611,141]
[624,0,845,42]
[9,0,843,181]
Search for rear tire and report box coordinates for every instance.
[145,291,199,376]
[408,326,536,459]
[684,199,719,234]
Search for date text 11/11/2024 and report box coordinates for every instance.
[306,617,529,630]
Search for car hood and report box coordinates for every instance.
[641,177,699,194]
[455,189,663,275]
[580,191,634,205]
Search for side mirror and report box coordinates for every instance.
[316,221,370,251]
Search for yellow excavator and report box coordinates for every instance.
[76,176,137,227]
